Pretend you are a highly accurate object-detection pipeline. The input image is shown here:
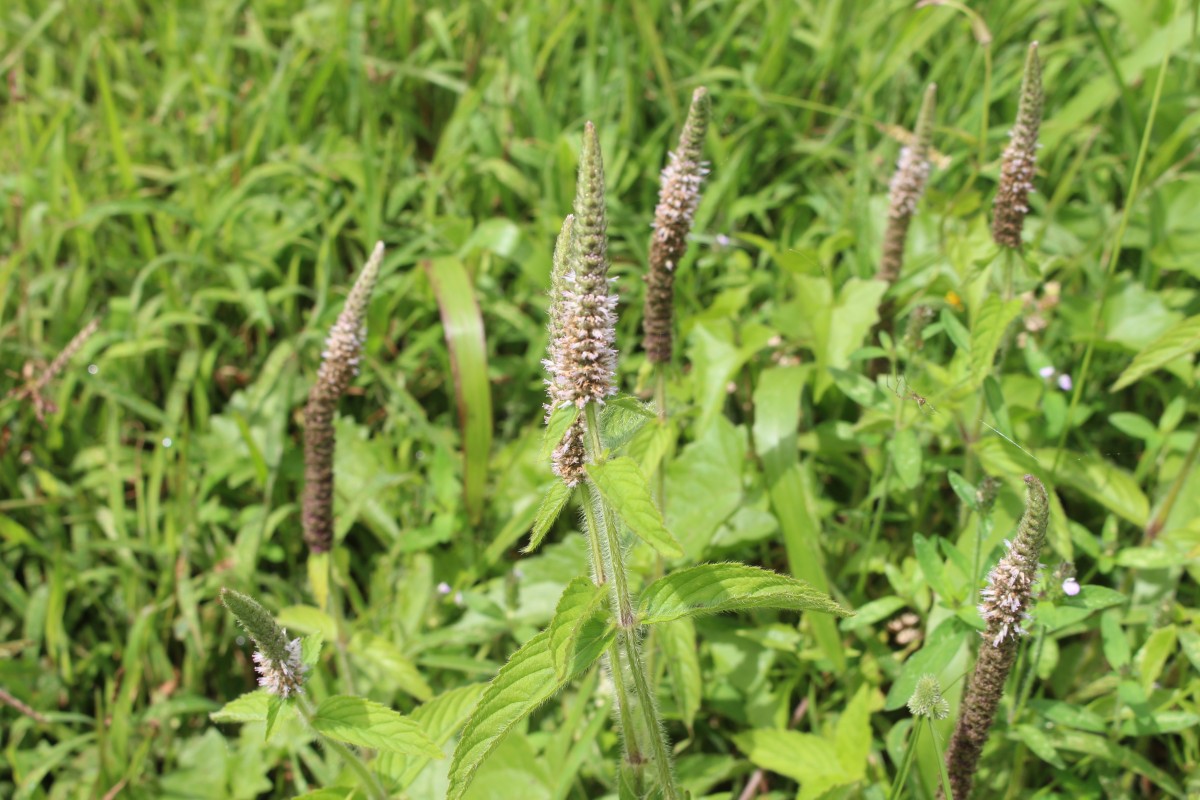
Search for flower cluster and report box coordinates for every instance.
[993,42,1043,249]
[908,674,950,720]
[877,84,937,284]
[221,588,308,698]
[252,633,308,698]
[643,87,711,364]
[303,242,385,553]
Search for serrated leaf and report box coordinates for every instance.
[302,632,324,668]
[524,480,574,553]
[541,403,580,462]
[549,576,609,679]
[210,690,272,723]
[1112,314,1200,391]
[968,296,1023,388]
[447,622,614,800]
[265,694,285,741]
[377,683,487,790]
[586,456,683,558]
[638,563,849,625]
[600,394,656,450]
[311,695,441,758]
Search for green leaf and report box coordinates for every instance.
[264,694,285,741]
[377,683,487,790]
[1061,585,1126,611]
[541,403,580,462]
[885,618,971,711]
[1118,711,1200,737]
[659,618,701,729]
[968,296,1022,388]
[600,394,656,450]
[447,623,614,800]
[833,686,870,781]
[1100,610,1131,669]
[424,257,493,523]
[733,729,853,799]
[1136,625,1177,692]
[301,632,324,668]
[548,576,609,679]
[913,534,954,601]
[1112,314,1200,391]
[311,695,441,758]
[1010,724,1067,769]
[840,596,907,632]
[940,308,970,352]
[523,480,574,553]
[947,471,978,511]
[890,428,922,490]
[638,563,850,625]
[586,456,684,558]
[210,690,272,723]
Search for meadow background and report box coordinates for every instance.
[2,0,1199,797]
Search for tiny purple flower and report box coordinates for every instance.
[1038,365,1055,379]
[1057,373,1073,391]
[1062,577,1081,596]
[436,581,452,595]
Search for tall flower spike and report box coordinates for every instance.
[643,87,711,364]
[302,242,385,553]
[552,122,617,409]
[877,83,937,284]
[942,475,1049,800]
[221,588,308,698]
[993,42,1043,249]
[544,215,587,486]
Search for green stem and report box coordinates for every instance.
[888,719,922,800]
[585,402,678,799]
[929,718,955,800]
[1144,421,1200,541]
[581,489,609,586]
[1052,35,1172,475]
[297,695,388,800]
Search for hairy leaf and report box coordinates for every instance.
[311,695,441,758]
[548,576,609,679]
[586,456,684,558]
[638,563,850,625]
[524,480,574,553]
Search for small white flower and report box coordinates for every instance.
[1062,577,1081,596]
[253,632,308,697]
[1038,365,1055,379]
[1057,373,1073,391]
[436,581,452,595]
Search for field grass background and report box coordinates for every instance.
[2,0,1199,797]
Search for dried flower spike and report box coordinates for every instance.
[544,215,588,486]
[877,83,937,284]
[550,122,618,410]
[9,317,102,422]
[643,87,711,364]
[221,588,308,698]
[993,43,1043,249]
[942,475,1049,799]
[302,242,385,553]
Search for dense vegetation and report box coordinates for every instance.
[2,1,1198,797]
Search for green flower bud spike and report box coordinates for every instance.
[221,588,307,698]
[942,474,1049,799]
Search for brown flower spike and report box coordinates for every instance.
[942,475,1049,799]
[643,87,711,364]
[993,42,1043,249]
[877,83,936,284]
[302,242,384,553]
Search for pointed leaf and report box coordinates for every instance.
[210,690,272,724]
[265,694,285,741]
[968,296,1022,388]
[1112,314,1200,391]
[448,622,614,800]
[638,563,850,625]
[377,683,487,790]
[549,576,609,679]
[659,618,701,730]
[311,695,441,758]
[524,481,574,553]
[587,456,683,558]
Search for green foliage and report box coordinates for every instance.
[638,563,849,625]
[3,0,1199,798]
[309,695,441,758]
[586,456,684,558]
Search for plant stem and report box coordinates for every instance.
[1052,35,1172,475]
[1144,422,1200,541]
[888,719,922,800]
[585,403,678,799]
[296,695,389,800]
[928,718,955,800]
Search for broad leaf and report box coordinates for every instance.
[968,296,1022,388]
[377,683,487,790]
[587,457,684,558]
[524,480,574,553]
[210,690,273,724]
[447,622,614,800]
[638,563,849,625]
[1112,314,1200,391]
[311,695,441,758]
[549,576,609,679]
